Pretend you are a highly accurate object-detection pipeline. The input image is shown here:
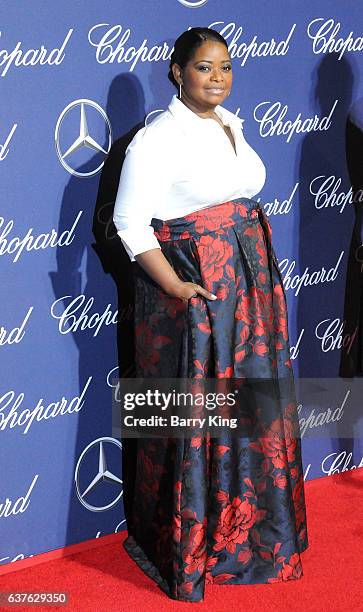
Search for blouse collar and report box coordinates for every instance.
[167,94,244,132]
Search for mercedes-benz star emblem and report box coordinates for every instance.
[145,109,164,127]
[74,437,123,512]
[55,99,112,177]
[177,0,209,7]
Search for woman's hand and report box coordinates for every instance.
[134,249,217,303]
[165,279,217,302]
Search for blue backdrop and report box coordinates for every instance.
[1,0,362,569]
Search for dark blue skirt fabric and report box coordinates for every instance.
[122,197,309,602]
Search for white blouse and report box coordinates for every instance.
[113,94,266,262]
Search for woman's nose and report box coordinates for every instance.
[210,69,223,81]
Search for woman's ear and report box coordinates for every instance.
[172,63,183,86]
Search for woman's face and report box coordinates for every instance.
[173,40,233,111]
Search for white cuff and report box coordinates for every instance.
[116,225,161,262]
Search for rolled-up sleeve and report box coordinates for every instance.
[113,123,171,262]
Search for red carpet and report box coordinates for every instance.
[1,468,362,611]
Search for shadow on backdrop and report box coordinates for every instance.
[297,52,354,377]
[50,45,177,553]
[339,93,363,378]
[297,52,362,477]
[50,72,146,547]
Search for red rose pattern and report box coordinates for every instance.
[124,199,308,602]
[213,496,257,553]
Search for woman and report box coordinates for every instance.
[113,27,308,603]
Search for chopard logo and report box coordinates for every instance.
[0,123,17,161]
[307,18,363,61]
[177,0,208,7]
[54,99,112,177]
[278,250,344,296]
[0,475,39,518]
[0,29,72,77]
[50,294,118,337]
[310,175,363,214]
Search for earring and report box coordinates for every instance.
[179,82,182,99]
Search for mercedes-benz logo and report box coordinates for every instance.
[177,0,209,7]
[74,437,123,512]
[55,99,112,177]
[145,109,164,126]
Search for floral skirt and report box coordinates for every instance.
[121,197,309,602]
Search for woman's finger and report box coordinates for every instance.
[194,285,217,300]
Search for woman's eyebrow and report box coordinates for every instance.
[193,59,232,64]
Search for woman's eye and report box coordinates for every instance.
[197,65,232,72]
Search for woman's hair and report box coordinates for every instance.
[168,27,229,88]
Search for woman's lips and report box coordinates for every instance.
[205,88,225,94]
